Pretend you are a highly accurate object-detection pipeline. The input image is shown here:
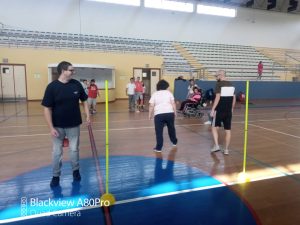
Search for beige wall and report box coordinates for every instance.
[0,47,163,100]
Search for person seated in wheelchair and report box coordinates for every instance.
[178,87,201,111]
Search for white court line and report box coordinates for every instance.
[0,123,215,139]
[0,184,225,224]
[249,123,300,139]
[1,117,300,139]
[1,110,300,129]
[247,117,300,123]
[2,170,300,224]
[0,207,84,224]
[0,119,148,129]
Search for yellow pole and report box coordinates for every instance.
[242,81,249,173]
[100,80,116,206]
[105,80,109,193]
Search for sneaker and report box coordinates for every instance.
[73,170,81,181]
[211,145,220,153]
[153,148,162,153]
[204,121,211,125]
[223,149,229,155]
[50,176,60,187]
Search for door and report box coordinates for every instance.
[142,69,151,96]
[150,69,160,95]
[0,65,15,99]
[14,65,26,99]
[134,68,160,95]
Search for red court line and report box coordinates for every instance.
[87,124,112,225]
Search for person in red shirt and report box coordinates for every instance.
[135,77,143,112]
[87,79,100,114]
[257,61,263,80]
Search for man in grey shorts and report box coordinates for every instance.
[87,79,100,114]
[135,77,144,112]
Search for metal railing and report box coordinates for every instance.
[162,63,300,81]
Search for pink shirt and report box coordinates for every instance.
[258,63,263,73]
[190,93,201,102]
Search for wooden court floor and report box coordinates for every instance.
[1,100,300,225]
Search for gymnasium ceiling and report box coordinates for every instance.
[183,0,300,14]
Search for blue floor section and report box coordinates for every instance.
[0,155,259,225]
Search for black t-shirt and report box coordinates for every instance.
[215,80,235,113]
[42,79,88,128]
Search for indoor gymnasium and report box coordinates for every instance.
[1,1,300,225]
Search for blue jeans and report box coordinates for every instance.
[52,126,80,177]
[128,95,135,111]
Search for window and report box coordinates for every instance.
[87,0,140,7]
[197,4,236,17]
[2,67,10,74]
[145,0,194,13]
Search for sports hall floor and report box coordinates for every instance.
[1,99,300,225]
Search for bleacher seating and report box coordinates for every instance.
[0,28,288,81]
[161,41,192,76]
[179,42,284,80]
[0,28,163,55]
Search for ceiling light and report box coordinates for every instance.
[197,4,236,17]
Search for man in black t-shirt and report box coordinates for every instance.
[210,70,236,155]
[42,61,90,187]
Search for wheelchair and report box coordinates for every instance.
[178,100,204,118]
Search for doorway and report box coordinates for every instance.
[0,64,27,101]
[133,67,161,96]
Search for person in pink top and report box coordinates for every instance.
[257,61,263,80]
[179,87,201,111]
[135,77,143,112]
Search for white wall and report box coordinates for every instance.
[1,0,300,49]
